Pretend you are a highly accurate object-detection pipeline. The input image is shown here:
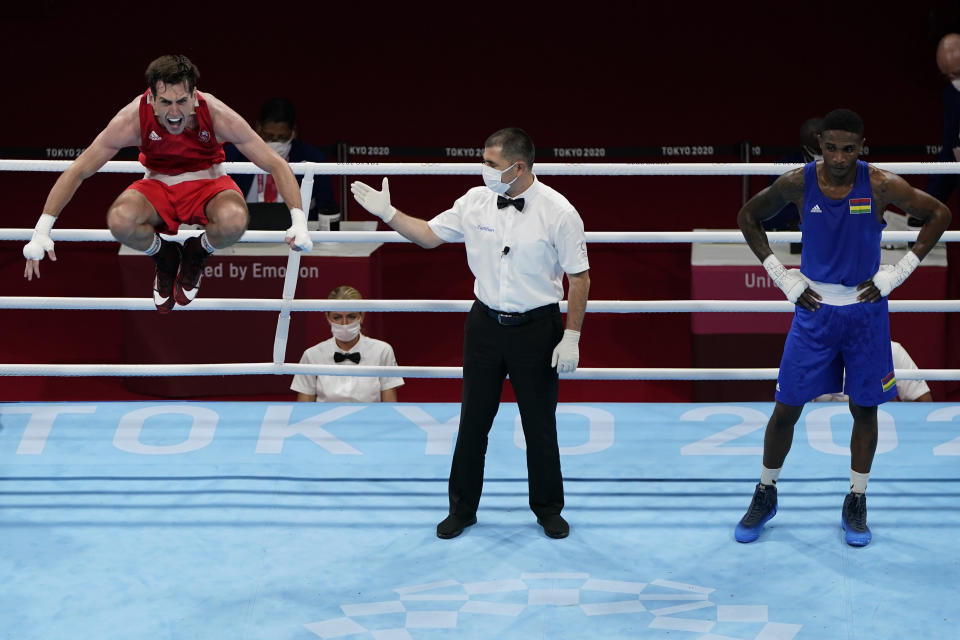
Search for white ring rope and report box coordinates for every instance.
[4,229,960,245]
[2,159,960,176]
[4,159,959,381]
[1,297,959,313]
[0,363,943,381]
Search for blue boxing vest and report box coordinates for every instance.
[800,160,885,286]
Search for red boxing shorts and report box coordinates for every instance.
[127,175,242,235]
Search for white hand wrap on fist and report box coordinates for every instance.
[285,207,313,252]
[871,251,920,297]
[23,213,56,261]
[350,178,397,223]
[551,329,581,373]
[763,254,808,303]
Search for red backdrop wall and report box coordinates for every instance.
[2,2,959,402]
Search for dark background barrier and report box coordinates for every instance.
[2,2,959,402]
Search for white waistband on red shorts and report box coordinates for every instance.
[143,164,226,186]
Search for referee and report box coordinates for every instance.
[351,127,590,539]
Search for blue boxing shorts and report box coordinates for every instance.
[775,299,897,407]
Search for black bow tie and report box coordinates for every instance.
[333,351,361,364]
[497,196,525,211]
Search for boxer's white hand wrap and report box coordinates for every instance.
[871,250,920,297]
[23,213,56,261]
[350,177,397,223]
[551,329,581,373]
[763,254,808,304]
[285,207,313,252]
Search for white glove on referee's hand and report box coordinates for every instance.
[285,207,313,252]
[763,254,808,304]
[870,251,920,297]
[551,329,581,373]
[23,213,57,281]
[350,178,397,223]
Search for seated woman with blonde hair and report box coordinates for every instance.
[291,285,403,402]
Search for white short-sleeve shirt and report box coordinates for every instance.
[814,340,931,402]
[428,177,589,312]
[290,334,404,402]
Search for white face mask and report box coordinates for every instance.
[330,319,361,342]
[481,162,518,194]
[268,139,292,159]
[951,78,960,91]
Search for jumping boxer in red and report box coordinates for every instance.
[23,54,313,312]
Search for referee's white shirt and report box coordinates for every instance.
[428,177,590,313]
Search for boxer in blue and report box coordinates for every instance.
[733,109,951,546]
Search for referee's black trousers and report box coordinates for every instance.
[448,301,564,519]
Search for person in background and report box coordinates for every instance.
[924,34,960,210]
[762,117,824,231]
[920,34,960,401]
[291,285,403,402]
[814,341,932,402]
[225,97,338,220]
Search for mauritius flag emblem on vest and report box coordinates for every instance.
[849,197,871,215]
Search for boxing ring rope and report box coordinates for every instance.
[3,160,959,383]
[5,229,960,245]
[2,297,960,314]
[0,364,947,381]
[3,159,960,176]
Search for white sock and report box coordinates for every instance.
[200,232,216,254]
[850,470,870,494]
[760,465,781,486]
[142,234,162,256]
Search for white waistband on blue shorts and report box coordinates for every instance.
[807,279,861,306]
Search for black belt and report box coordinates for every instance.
[477,300,558,326]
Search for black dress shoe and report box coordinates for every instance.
[536,514,569,539]
[436,513,477,539]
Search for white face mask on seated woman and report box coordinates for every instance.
[330,319,361,342]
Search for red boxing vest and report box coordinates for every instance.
[137,89,225,175]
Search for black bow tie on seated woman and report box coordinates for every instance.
[497,196,525,211]
[333,352,361,364]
